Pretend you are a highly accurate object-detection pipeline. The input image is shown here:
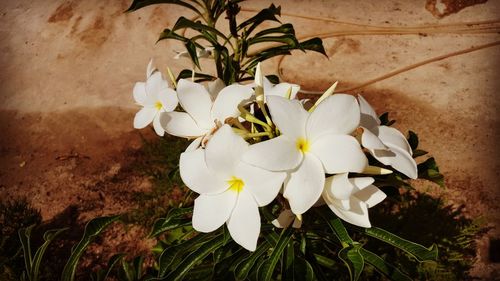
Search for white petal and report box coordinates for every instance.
[192,191,237,232]
[311,134,368,174]
[358,95,380,129]
[242,136,302,172]
[355,185,386,208]
[272,209,294,228]
[211,84,253,123]
[375,144,418,179]
[153,114,165,136]
[157,88,179,112]
[160,111,205,138]
[324,173,355,201]
[205,125,248,178]
[349,177,375,191]
[133,82,147,105]
[177,79,213,129]
[361,127,387,150]
[266,83,300,99]
[146,72,169,97]
[227,190,260,251]
[266,95,308,140]
[147,58,155,78]
[326,196,371,227]
[179,149,227,194]
[307,94,360,141]
[283,154,324,215]
[207,78,225,101]
[185,137,202,152]
[134,107,156,129]
[235,162,285,206]
[378,126,412,155]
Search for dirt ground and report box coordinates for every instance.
[0,0,499,279]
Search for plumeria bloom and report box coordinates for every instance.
[174,47,214,60]
[133,59,178,136]
[243,95,368,215]
[272,209,302,229]
[160,79,253,151]
[179,125,286,251]
[321,173,386,227]
[358,95,417,179]
[253,62,300,100]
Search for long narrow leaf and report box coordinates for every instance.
[126,0,202,17]
[360,248,412,281]
[234,241,271,280]
[257,227,293,281]
[61,215,121,281]
[338,244,364,281]
[164,234,225,281]
[30,228,67,281]
[364,227,438,262]
[18,225,35,280]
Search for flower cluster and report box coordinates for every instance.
[132,60,417,251]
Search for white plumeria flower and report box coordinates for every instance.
[243,95,368,215]
[272,209,302,229]
[358,95,417,179]
[206,78,225,101]
[133,59,179,136]
[321,173,386,228]
[179,125,286,251]
[174,47,215,60]
[253,62,300,100]
[160,79,253,151]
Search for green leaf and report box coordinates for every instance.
[149,207,193,238]
[185,40,201,69]
[364,227,438,262]
[379,112,396,126]
[313,254,335,268]
[338,244,364,281]
[417,157,445,187]
[248,35,300,48]
[61,215,120,281]
[257,227,293,281]
[317,209,353,246]
[281,240,295,281]
[172,17,229,43]
[299,37,327,57]
[412,149,428,157]
[18,225,35,279]
[92,254,126,281]
[238,4,281,35]
[407,131,419,151]
[30,227,67,281]
[234,241,271,280]
[164,234,225,281]
[157,232,211,277]
[126,0,202,17]
[176,69,215,82]
[158,28,189,43]
[253,23,295,38]
[360,248,412,281]
[294,257,315,281]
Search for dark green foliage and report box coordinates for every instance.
[0,199,42,281]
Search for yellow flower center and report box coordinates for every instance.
[155,101,163,110]
[296,138,310,153]
[227,176,244,193]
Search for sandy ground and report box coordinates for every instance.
[0,0,499,279]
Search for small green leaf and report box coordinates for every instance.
[30,227,67,281]
[248,35,300,48]
[407,131,419,151]
[234,241,271,280]
[299,37,327,57]
[379,112,396,126]
[317,209,353,246]
[257,227,293,281]
[61,215,120,281]
[18,225,35,278]
[158,28,189,43]
[176,70,215,82]
[364,227,438,262]
[93,254,125,281]
[360,248,412,281]
[281,240,295,280]
[172,17,229,43]
[185,40,201,69]
[338,244,364,281]
[149,207,193,238]
[294,257,315,281]
[126,0,202,17]
[417,157,445,187]
[253,23,295,38]
[238,4,281,35]
[164,234,225,281]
